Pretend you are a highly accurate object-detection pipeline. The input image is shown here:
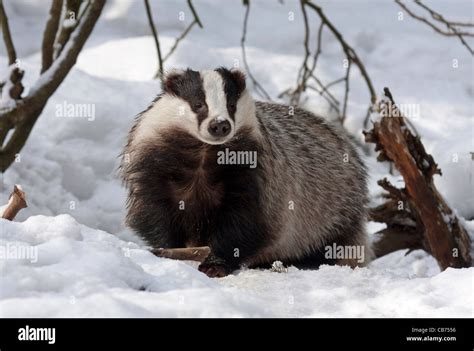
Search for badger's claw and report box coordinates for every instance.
[198,263,230,278]
[198,254,233,278]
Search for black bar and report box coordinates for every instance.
[0,318,471,349]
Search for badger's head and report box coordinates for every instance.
[133,67,257,146]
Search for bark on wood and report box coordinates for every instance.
[365,88,471,269]
[53,0,82,59]
[1,185,27,220]
[41,0,63,73]
[151,246,211,262]
[0,0,17,65]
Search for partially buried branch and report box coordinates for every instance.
[152,246,210,262]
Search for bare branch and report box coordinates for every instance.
[41,0,63,73]
[0,0,18,65]
[341,60,351,124]
[283,0,376,127]
[240,0,271,100]
[187,0,202,28]
[395,0,473,55]
[0,0,105,172]
[144,0,164,80]
[305,1,376,106]
[53,0,83,59]
[163,0,203,62]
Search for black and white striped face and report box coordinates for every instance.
[134,68,257,145]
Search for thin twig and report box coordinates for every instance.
[284,0,376,127]
[187,0,202,28]
[241,0,271,100]
[41,0,63,73]
[144,0,164,80]
[305,1,376,106]
[163,0,203,62]
[0,0,18,65]
[341,60,351,124]
[395,0,473,55]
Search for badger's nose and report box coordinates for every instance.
[208,119,231,138]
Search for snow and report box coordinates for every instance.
[1,0,473,317]
[1,215,472,317]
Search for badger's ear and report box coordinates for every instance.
[230,68,246,92]
[162,69,186,94]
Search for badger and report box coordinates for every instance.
[121,67,371,277]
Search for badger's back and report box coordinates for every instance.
[247,102,369,266]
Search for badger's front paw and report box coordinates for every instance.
[198,254,234,278]
[198,264,230,278]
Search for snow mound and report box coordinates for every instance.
[1,215,472,317]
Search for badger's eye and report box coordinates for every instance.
[194,102,204,110]
[228,103,236,113]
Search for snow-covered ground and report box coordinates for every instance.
[1,0,473,317]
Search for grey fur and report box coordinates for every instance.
[247,102,371,266]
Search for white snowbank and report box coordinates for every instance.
[1,215,472,318]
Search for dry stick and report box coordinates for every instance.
[241,0,271,101]
[395,0,473,55]
[163,0,203,62]
[152,246,210,262]
[0,0,17,65]
[1,185,27,221]
[41,0,63,73]
[144,0,163,80]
